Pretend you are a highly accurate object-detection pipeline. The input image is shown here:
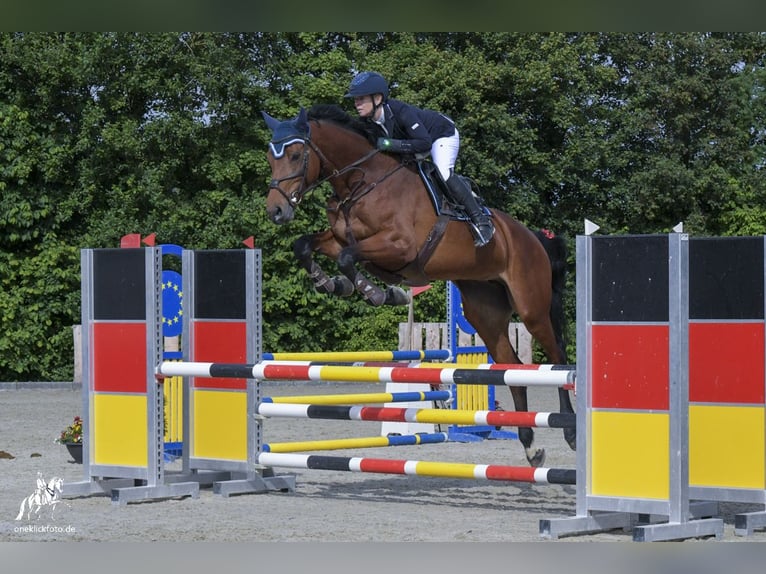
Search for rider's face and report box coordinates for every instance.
[353,95,381,119]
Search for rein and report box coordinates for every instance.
[268,133,388,208]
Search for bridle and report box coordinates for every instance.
[267,135,315,207]
[267,130,397,209]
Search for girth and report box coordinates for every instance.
[361,213,451,287]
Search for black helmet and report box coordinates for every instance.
[344,71,389,99]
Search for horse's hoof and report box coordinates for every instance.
[564,428,576,451]
[526,447,546,467]
[384,286,410,306]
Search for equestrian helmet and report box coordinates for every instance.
[344,71,389,100]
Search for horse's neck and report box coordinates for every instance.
[46,479,61,496]
[314,127,374,170]
[315,128,406,201]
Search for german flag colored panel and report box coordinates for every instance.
[92,248,147,321]
[192,389,248,462]
[591,235,669,323]
[193,250,246,320]
[92,323,147,393]
[690,405,765,489]
[591,324,669,410]
[92,393,148,467]
[689,237,764,321]
[192,321,247,390]
[689,322,765,405]
[591,410,669,500]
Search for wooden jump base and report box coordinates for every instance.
[257,452,576,485]
[257,403,576,429]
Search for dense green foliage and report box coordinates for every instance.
[2,32,765,380]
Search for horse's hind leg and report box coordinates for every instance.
[513,288,576,452]
[454,280,545,467]
[558,379,575,450]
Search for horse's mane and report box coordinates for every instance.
[307,104,378,146]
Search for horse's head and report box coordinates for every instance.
[48,477,64,496]
[262,105,383,224]
[261,107,320,224]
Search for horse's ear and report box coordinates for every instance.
[295,107,309,133]
[261,111,281,133]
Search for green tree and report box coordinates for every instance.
[2,32,766,380]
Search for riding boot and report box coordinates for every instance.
[445,174,495,247]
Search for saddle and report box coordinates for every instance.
[362,158,491,288]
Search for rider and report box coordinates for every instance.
[36,471,45,494]
[344,71,495,247]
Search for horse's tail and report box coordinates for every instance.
[534,229,568,362]
[15,497,28,521]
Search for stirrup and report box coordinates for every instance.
[470,219,495,247]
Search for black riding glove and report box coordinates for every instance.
[377,137,415,154]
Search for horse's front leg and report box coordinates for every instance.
[293,232,354,297]
[336,246,409,306]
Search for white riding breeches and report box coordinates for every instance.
[431,129,460,181]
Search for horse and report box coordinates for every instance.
[261,104,575,467]
[16,474,65,520]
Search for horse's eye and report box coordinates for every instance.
[290,151,302,162]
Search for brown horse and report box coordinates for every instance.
[262,104,575,466]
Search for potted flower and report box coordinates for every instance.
[56,416,83,463]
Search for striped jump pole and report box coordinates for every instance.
[258,452,575,485]
[257,403,576,429]
[262,432,450,453]
[261,349,452,362]
[261,389,454,406]
[158,361,575,389]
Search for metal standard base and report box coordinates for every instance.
[735,510,766,536]
[62,470,295,504]
[213,473,296,497]
[62,478,137,498]
[486,429,520,440]
[541,508,725,542]
[62,477,200,505]
[446,431,484,443]
[540,512,635,539]
[447,429,518,442]
[633,518,723,542]
[168,470,234,487]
